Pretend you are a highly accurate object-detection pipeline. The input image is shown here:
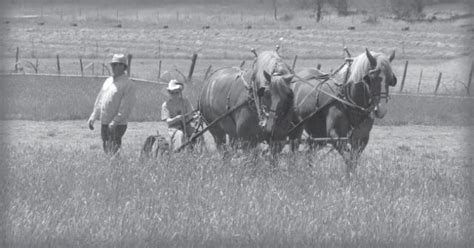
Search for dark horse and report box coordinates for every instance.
[290,49,397,176]
[199,50,294,152]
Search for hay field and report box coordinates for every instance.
[1,1,473,247]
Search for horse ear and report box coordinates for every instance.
[389,50,396,62]
[365,48,377,69]
[263,70,272,83]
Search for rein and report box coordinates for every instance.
[293,74,372,113]
[238,70,267,125]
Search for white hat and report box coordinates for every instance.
[166,79,183,91]
[109,54,128,67]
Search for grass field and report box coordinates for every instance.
[1,1,473,247]
[2,141,471,247]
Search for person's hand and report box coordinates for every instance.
[108,121,117,131]
[174,115,183,121]
[88,119,95,130]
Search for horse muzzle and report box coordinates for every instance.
[374,102,387,118]
[259,118,268,129]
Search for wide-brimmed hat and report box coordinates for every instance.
[109,54,128,68]
[166,79,184,92]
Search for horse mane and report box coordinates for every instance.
[338,51,391,84]
[252,50,290,86]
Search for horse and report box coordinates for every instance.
[289,49,397,177]
[198,50,294,153]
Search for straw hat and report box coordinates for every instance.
[109,54,128,68]
[166,79,184,91]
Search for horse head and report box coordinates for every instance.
[343,49,397,119]
[252,51,294,140]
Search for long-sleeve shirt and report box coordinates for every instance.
[161,97,194,129]
[89,75,136,125]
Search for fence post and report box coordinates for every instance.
[127,54,132,77]
[204,64,212,80]
[15,47,19,73]
[158,40,161,59]
[434,72,442,95]
[239,60,246,68]
[157,60,162,81]
[399,60,408,93]
[292,55,298,71]
[467,61,473,96]
[79,57,83,76]
[188,53,198,81]
[95,41,99,59]
[56,54,61,74]
[416,69,423,94]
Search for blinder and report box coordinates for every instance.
[389,75,397,87]
[257,87,267,97]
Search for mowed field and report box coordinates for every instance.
[1,1,473,247]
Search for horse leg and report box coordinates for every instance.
[326,108,353,178]
[348,135,370,172]
[348,118,374,172]
[288,115,304,152]
[207,125,227,151]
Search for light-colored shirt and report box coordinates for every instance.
[89,75,136,125]
[161,97,194,129]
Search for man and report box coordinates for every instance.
[161,79,195,152]
[88,54,136,155]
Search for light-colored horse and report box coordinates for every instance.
[290,49,397,177]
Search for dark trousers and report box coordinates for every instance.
[101,124,127,155]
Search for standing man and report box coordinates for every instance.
[161,79,195,152]
[88,54,136,155]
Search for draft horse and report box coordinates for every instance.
[290,49,397,176]
[198,50,294,153]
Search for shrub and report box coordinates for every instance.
[390,0,428,19]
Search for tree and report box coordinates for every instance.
[273,0,278,20]
[316,0,324,22]
[327,0,348,16]
[390,0,427,19]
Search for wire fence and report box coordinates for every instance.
[7,46,474,98]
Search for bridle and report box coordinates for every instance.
[239,67,293,129]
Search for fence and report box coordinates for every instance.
[7,47,474,98]
[11,47,200,85]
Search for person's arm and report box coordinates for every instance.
[110,81,137,126]
[88,79,108,130]
[161,101,183,127]
[184,98,196,122]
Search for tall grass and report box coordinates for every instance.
[3,144,470,247]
